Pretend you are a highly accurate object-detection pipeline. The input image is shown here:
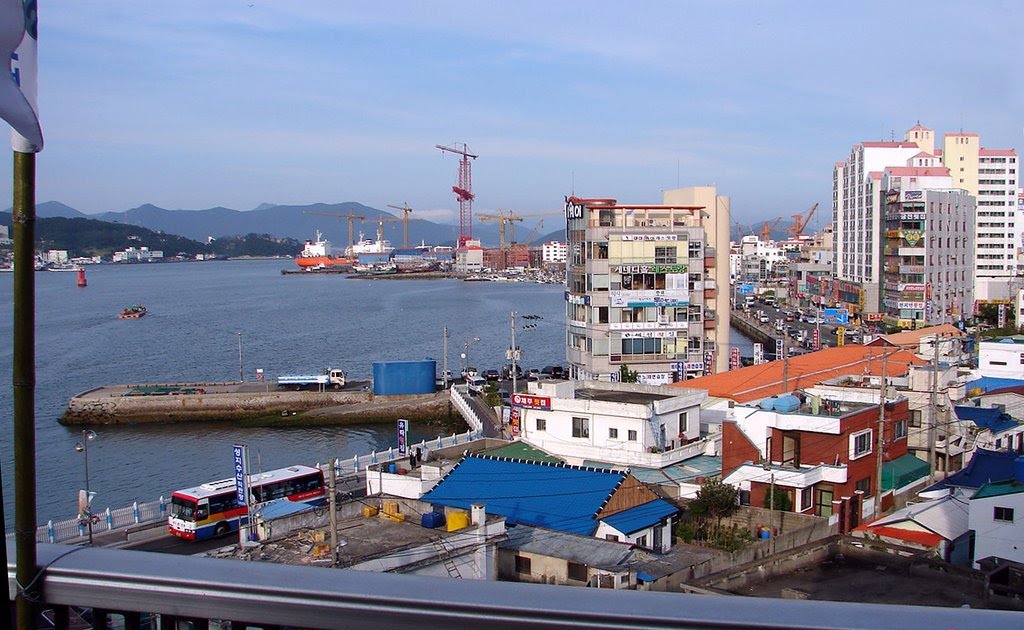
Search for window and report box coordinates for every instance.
[567,562,588,582]
[609,427,618,439]
[654,246,677,264]
[515,555,532,574]
[850,429,872,460]
[572,416,590,439]
[800,487,812,511]
[909,409,922,428]
[855,477,871,495]
[627,430,637,441]
[816,487,834,518]
[994,507,1014,522]
[893,420,907,440]
[605,534,619,542]
[536,418,546,432]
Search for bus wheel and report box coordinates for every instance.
[214,522,229,537]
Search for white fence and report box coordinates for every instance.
[8,428,482,545]
[449,385,484,433]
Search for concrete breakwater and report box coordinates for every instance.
[61,382,456,427]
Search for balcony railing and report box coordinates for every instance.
[7,543,1014,629]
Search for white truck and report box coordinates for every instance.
[277,368,347,391]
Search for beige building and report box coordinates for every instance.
[564,185,731,383]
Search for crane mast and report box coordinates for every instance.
[436,142,478,247]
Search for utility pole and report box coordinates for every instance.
[874,352,889,517]
[329,458,338,565]
[442,326,449,387]
[768,472,776,555]
[237,332,244,382]
[510,311,519,397]
[928,335,941,484]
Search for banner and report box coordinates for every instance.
[397,419,409,456]
[0,0,42,152]
[233,444,248,506]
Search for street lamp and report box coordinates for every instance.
[74,429,98,545]
[461,337,480,378]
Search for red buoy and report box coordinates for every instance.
[76,266,87,287]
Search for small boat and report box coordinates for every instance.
[119,304,147,319]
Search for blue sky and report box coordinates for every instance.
[2,1,1021,227]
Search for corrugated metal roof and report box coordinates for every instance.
[880,454,930,491]
[869,491,969,541]
[601,499,678,536]
[925,448,1020,492]
[498,524,636,569]
[972,479,1024,500]
[966,377,1024,395]
[421,455,626,536]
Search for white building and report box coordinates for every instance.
[542,241,567,264]
[968,466,1024,567]
[112,246,164,263]
[453,240,484,274]
[514,380,711,469]
[977,336,1024,380]
[44,250,69,265]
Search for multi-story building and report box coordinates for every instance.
[880,162,975,328]
[542,241,567,264]
[941,134,1020,303]
[564,185,730,383]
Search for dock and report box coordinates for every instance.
[61,381,459,427]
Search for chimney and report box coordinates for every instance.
[471,503,486,526]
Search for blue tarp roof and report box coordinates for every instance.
[601,499,679,536]
[422,455,626,536]
[954,405,1020,434]
[925,448,1021,492]
[966,377,1024,395]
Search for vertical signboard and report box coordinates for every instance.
[397,419,409,456]
[813,328,821,351]
[510,407,521,437]
[837,326,846,347]
[233,444,248,506]
[775,338,784,361]
[753,343,764,365]
[729,347,741,370]
[703,350,715,376]
[999,303,1007,329]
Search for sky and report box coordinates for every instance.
[1,0,1021,228]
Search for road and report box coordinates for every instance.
[734,303,863,359]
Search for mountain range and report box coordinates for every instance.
[18,201,567,250]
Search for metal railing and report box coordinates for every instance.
[7,429,482,545]
[9,543,1017,629]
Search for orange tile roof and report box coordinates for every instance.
[870,324,963,348]
[852,525,944,547]
[670,346,926,403]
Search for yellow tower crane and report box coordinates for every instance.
[302,210,366,251]
[385,203,414,248]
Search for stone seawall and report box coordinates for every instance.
[60,384,455,427]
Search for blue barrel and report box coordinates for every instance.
[421,511,446,529]
[388,463,397,474]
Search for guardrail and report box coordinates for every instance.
[449,385,485,433]
[7,428,482,545]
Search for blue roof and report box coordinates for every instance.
[925,448,1021,492]
[601,499,678,535]
[954,405,1019,434]
[422,455,626,536]
[966,376,1024,395]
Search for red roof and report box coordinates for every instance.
[884,166,950,177]
[670,346,927,403]
[907,123,931,132]
[979,148,1017,156]
[853,524,944,547]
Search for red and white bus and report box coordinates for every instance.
[168,464,326,541]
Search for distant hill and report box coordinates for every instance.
[13,200,506,248]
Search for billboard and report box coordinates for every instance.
[233,444,248,506]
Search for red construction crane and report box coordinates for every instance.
[436,142,478,247]
[787,202,819,238]
[759,217,782,242]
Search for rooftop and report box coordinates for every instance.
[574,387,675,404]
[973,478,1024,500]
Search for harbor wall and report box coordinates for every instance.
[61,387,453,426]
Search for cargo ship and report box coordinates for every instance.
[295,230,354,269]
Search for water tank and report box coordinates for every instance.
[373,360,437,395]
[773,394,801,413]
[759,398,776,410]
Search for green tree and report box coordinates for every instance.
[482,382,501,408]
[618,364,639,383]
[691,478,738,533]
[763,486,792,512]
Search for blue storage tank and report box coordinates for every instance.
[421,511,446,529]
[759,398,776,410]
[1015,456,1024,484]
[773,394,801,413]
[373,360,437,395]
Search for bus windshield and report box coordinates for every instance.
[170,496,197,521]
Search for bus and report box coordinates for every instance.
[168,464,326,541]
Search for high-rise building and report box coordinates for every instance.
[564,186,730,383]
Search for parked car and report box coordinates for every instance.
[483,369,500,381]
[551,365,566,378]
[461,367,478,380]
[466,375,486,395]
[501,364,523,380]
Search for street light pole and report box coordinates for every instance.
[74,429,97,545]
[237,332,244,383]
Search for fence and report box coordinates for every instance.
[8,428,482,545]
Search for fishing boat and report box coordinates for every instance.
[119,304,147,319]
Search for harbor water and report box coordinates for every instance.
[0,259,753,529]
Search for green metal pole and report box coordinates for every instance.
[12,149,38,630]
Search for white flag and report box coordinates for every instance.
[0,0,41,152]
